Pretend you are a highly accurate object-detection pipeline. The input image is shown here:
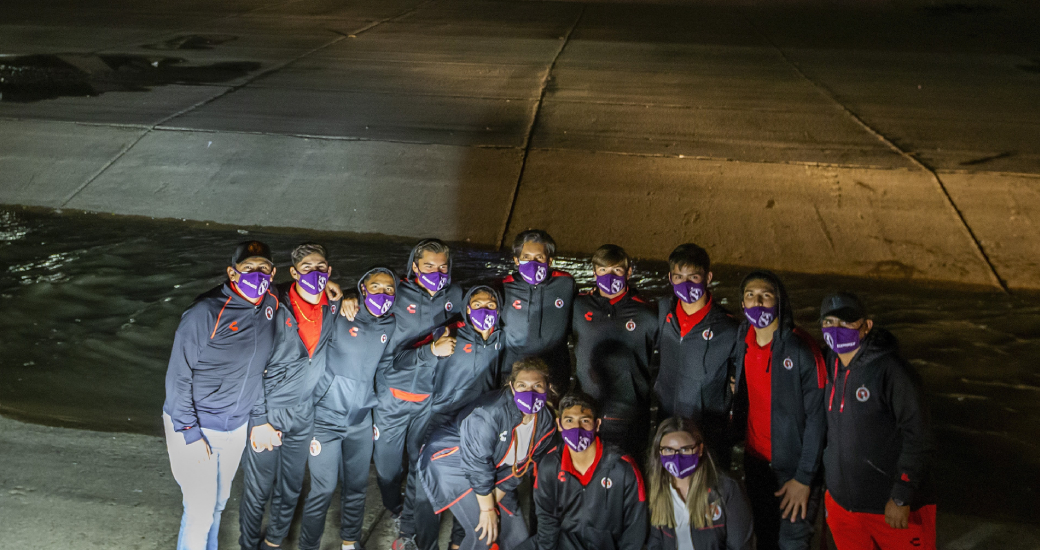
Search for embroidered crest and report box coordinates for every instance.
[331,304,337,315]
[710,503,723,521]
[783,357,794,370]
[445,302,453,311]
[373,426,380,441]
[702,329,713,340]
[555,298,564,309]
[265,306,274,320]
[856,386,870,402]
[381,333,388,343]
[601,478,613,489]
[625,320,636,332]
[310,438,322,456]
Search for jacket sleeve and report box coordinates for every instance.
[794,332,827,486]
[885,361,933,505]
[646,527,664,550]
[720,477,754,550]
[164,303,214,445]
[619,456,649,550]
[393,333,438,372]
[533,456,561,550]
[460,410,500,496]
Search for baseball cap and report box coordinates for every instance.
[820,292,866,322]
[231,240,274,266]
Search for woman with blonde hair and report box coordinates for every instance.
[646,417,754,550]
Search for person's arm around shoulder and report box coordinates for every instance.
[619,455,649,550]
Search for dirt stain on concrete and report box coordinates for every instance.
[140,35,239,51]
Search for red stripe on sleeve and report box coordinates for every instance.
[620,455,646,502]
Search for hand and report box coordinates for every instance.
[325,280,343,301]
[250,423,283,452]
[885,499,910,529]
[187,438,212,464]
[431,332,456,357]
[339,297,360,321]
[775,479,811,522]
[474,507,499,546]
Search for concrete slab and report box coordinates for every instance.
[311,32,565,65]
[65,129,524,244]
[165,87,537,146]
[505,149,997,286]
[0,84,231,126]
[0,25,174,55]
[941,172,1040,290]
[0,120,146,208]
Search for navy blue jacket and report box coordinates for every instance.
[388,246,463,353]
[500,270,575,383]
[163,282,280,444]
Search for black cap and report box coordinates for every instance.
[820,292,866,322]
[231,241,274,266]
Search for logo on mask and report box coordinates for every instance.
[601,478,613,489]
[703,329,713,341]
[555,298,564,309]
[445,302,453,311]
[625,320,636,332]
[783,358,793,370]
[265,306,274,320]
[759,312,773,325]
[381,333,388,343]
[856,386,870,402]
[310,438,322,456]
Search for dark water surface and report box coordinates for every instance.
[0,206,1037,522]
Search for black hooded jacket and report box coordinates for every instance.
[313,267,397,426]
[823,327,935,514]
[388,243,464,353]
[500,269,576,383]
[731,270,827,486]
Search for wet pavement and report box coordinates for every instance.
[0,207,1038,547]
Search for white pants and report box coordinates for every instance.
[163,413,248,550]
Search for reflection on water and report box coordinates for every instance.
[0,207,1037,521]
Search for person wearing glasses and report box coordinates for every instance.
[646,417,753,550]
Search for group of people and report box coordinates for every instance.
[162,231,936,550]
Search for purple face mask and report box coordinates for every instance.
[561,427,594,453]
[660,452,700,479]
[296,269,329,295]
[595,272,627,295]
[469,307,498,331]
[822,325,861,353]
[744,305,777,329]
[518,260,549,286]
[673,280,706,304]
[234,269,272,300]
[513,390,547,415]
[416,270,447,293]
[364,290,395,317]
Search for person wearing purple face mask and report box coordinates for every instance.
[240,243,340,550]
[818,293,936,550]
[501,230,575,392]
[646,418,753,550]
[729,271,826,550]
[655,244,740,465]
[572,245,658,459]
[531,392,648,550]
[417,358,557,550]
[162,241,280,550]
[297,267,398,550]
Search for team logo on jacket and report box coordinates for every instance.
[513,300,522,310]
[709,503,723,521]
[555,298,564,309]
[584,311,593,322]
[445,302,453,311]
[407,304,417,314]
[265,306,274,320]
[558,472,567,483]
[381,333,388,343]
[310,438,322,456]
[601,477,613,489]
[373,426,380,440]
[331,304,337,315]
[350,327,359,337]
[702,329,713,341]
[625,320,636,332]
[783,358,793,370]
[500,430,509,442]
[856,386,870,402]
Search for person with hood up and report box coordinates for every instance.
[416,358,558,550]
[297,267,398,550]
[818,293,936,550]
[730,270,826,550]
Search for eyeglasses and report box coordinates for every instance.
[659,445,699,456]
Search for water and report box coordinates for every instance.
[0,206,1038,522]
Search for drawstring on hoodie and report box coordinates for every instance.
[829,357,850,413]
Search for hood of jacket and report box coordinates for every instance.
[405,238,454,283]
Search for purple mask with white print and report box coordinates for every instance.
[673,280,706,304]
[561,427,594,453]
[469,308,498,331]
[364,290,395,316]
[822,325,861,353]
[518,260,549,286]
[234,269,272,300]
[660,452,700,479]
[296,269,329,295]
[416,271,447,293]
[513,390,547,415]
[595,273,627,295]
[744,305,777,329]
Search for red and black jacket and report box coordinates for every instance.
[532,439,648,550]
[500,269,575,387]
[823,327,935,514]
[572,288,659,419]
[646,474,754,550]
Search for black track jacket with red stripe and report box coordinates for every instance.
[824,327,935,514]
[532,439,648,550]
[500,270,575,384]
[646,473,754,550]
[163,282,280,444]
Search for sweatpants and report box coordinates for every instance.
[239,410,314,549]
[373,397,433,536]
[450,490,529,550]
[163,413,248,550]
[414,476,466,550]
[744,454,821,550]
[298,412,376,550]
[825,492,936,550]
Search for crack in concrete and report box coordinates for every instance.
[497,5,586,249]
[739,11,1011,294]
